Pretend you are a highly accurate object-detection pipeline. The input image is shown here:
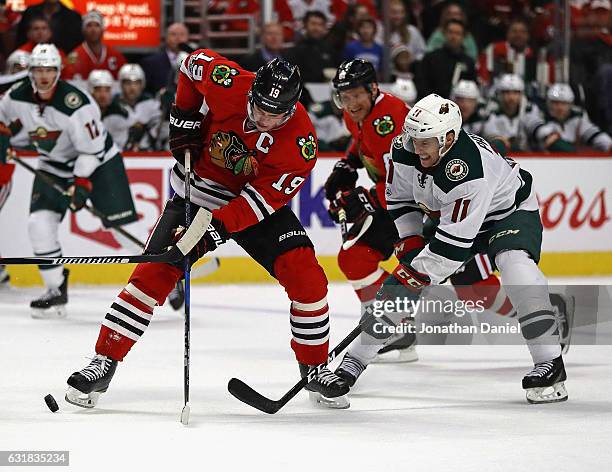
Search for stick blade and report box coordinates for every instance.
[227,378,282,414]
[180,404,190,425]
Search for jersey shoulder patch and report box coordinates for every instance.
[210,63,240,88]
[49,81,91,116]
[371,114,396,136]
[431,130,484,193]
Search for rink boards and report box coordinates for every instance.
[1,152,610,285]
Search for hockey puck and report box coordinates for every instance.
[44,394,59,413]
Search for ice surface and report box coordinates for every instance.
[1,278,611,471]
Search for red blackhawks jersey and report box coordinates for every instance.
[343,92,409,207]
[175,49,318,233]
[65,43,127,80]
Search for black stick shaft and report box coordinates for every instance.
[183,150,192,409]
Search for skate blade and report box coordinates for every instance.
[308,391,350,409]
[65,387,101,409]
[525,381,568,404]
[31,305,67,320]
[373,347,419,364]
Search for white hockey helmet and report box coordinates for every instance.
[451,79,480,100]
[402,93,462,149]
[119,63,146,86]
[390,78,417,106]
[547,83,574,103]
[88,69,114,91]
[496,73,524,93]
[6,49,31,74]
[29,43,62,91]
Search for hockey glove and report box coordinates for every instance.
[125,123,146,151]
[67,177,93,212]
[376,262,430,306]
[169,104,204,166]
[329,186,380,223]
[324,159,358,201]
[0,122,12,165]
[394,235,426,266]
[172,216,229,267]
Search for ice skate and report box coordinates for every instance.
[30,269,69,319]
[550,293,575,354]
[374,331,418,364]
[522,355,568,404]
[65,354,118,408]
[299,363,350,409]
[335,353,368,388]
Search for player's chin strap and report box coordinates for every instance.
[175,207,213,256]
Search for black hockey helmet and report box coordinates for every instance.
[332,59,377,92]
[248,58,302,116]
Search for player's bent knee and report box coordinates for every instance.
[275,246,327,302]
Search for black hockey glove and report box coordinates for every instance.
[324,159,358,201]
[172,216,229,268]
[125,123,146,151]
[168,104,204,165]
[329,186,380,223]
[67,177,93,212]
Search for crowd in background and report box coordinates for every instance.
[0,0,610,153]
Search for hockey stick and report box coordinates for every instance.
[228,324,363,414]
[0,202,213,266]
[342,214,374,250]
[9,153,145,249]
[336,191,348,242]
[180,149,192,426]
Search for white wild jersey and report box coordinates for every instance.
[119,93,161,150]
[540,108,612,152]
[386,130,538,283]
[482,99,548,151]
[0,78,119,178]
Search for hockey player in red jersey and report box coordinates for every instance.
[65,52,350,409]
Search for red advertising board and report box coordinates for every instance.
[11,0,161,48]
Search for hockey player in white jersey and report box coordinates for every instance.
[335,94,568,404]
[450,80,488,135]
[0,44,137,318]
[541,83,612,153]
[483,74,559,153]
[88,69,131,149]
[118,64,161,151]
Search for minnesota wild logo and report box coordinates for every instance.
[209,130,258,176]
[210,64,239,88]
[372,115,395,136]
[296,133,317,161]
[28,127,62,153]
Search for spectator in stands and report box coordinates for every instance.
[327,3,371,52]
[16,16,71,77]
[287,11,339,82]
[16,0,82,53]
[331,0,377,20]
[140,23,189,95]
[570,0,612,133]
[117,64,162,151]
[375,0,426,61]
[450,79,488,135]
[483,74,562,153]
[65,11,127,81]
[225,0,295,42]
[541,83,612,152]
[342,18,384,72]
[477,17,554,87]
[241,22,287,72]
[88,69,131,150]
[426,2,478,61]
[414,18,477,99]
[288,0,335,31]
[390,44,414,80]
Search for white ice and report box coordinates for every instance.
[1,278,611,471]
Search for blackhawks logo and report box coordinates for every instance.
[209,130,258,176]
[210,64,239,88]
[28,127,62,153]
[372,115,395,136]
[296,133,317,161]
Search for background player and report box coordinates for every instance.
[65,52,350,410]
